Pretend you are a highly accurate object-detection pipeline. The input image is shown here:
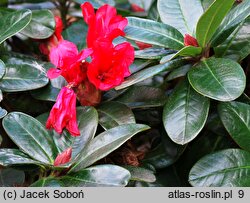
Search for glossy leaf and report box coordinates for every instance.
[98,101,135,130]
[188,58,246,101]
[3,112,58,164]
[0,107,7,119]
[135,48,173,59]
[70,124,150,172]
[166,64,192,81]
[189,149,250,186]
[0,168,25,187]
[123,165,156,183]
[73,0,115,8]
[0,9,32,44]
[170,46,202,59]
[0,149,41,166]
[196,0,235,47]
[115,58,186,90]
[21,10,55,39]
[62,165,130,187]
[0,53,49,92]
[211,0,250,46]
[158,0,203,34]
[125,17,184,50]
[163,80,210,144]
[30,177,64,187]
[0,59,5,79]
[71,107,98,159]
[218,102,250,151]
[116,86,167,108]
[214,17,250,61]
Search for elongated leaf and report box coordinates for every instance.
[123,166,156,183]
[158,0,203,34]
[188,58,246,101]
[98,101,135,130]
[196,0,235,47]
[0,59,5,79]
[125,17,184,50]
[214,17,250,61]
[189,149,250,186]
[0,9,31,44]
[30,177,64,187]
[163,80,210,144]
[70,124,150,172]
[218,102,250,151]
[62,165,130,187]
[3,112,58,164]
[0,169,25,187]
[166,64,192,81]
[135,48,173,59]
[0,53,49,92]
[0,149,41,166]
[116,86,167,108]
[21,10,55,39]
[73,0,115,8]
[170,46,202,59]
[211,0,250,46]
[71,107,98,158]
[115,58,186,90]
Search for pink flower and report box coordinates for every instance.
[46,87,80,136]
[87,39,134,91]
[81,2,127,47]
[47,41,92,86]
[184,34,199,47]
[54,147,72,166]
[39,16,64,55]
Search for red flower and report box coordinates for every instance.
[135,41,152,50]
[184,34,199,47]
[54,147,72,166]
[47,40,92,86]
[39,16,64,55]
[87,39,134,91]
[81,2,127,47]
[46,87,80,136]
[131,4,145,12]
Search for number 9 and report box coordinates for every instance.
[238,190,244,198]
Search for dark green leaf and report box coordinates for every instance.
[125,17,184,50]
[163,80,210,144]
[98,101,135,130]
[135,48,173,59]
[123,165,156,183]
[62,165,130,187]
[214,17,250,61]
[0,168,25,186]
[157,0,203,34]
[218,102,250,151]
[188,57,246,101]
[116,86,167,108]
[70,124,150,172]
[189,148,250,186]
[0,59,6,79]
[21,10,55,39]
[30,177,64,187]
[211,0,250,46]
[196,0,235,47]
[3,112,58,164]
[0,149,41,166]
[71,107,98,159]
[0,53,49,92]
[166,64,192,81]
[115,58,186,90]
[62,20,87,50]
[170,46,202,59]
[73,0,115,8]
[0,9,32,44]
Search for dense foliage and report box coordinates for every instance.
[0,0,250,187]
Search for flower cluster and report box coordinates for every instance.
[43,3,134,137]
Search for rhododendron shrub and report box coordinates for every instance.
[0,0,250,188]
